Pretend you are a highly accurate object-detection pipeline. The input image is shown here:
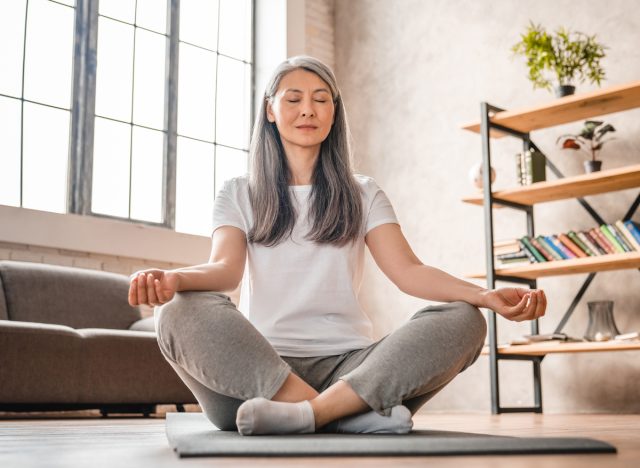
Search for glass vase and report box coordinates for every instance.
[584,301,620,342]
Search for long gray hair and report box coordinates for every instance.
[247,55,363,247]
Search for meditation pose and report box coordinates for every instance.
[128,56,547,436]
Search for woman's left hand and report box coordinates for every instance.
[479,287,547,322]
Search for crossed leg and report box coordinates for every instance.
[155,291,486,435]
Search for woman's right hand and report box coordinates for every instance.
[128,269,180,307]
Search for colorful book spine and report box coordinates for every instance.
[516,240,536,263]
[624,220,640,245]
[616,220,640,251]
[600,224,626,252]
[609,223,633,252]
[530,238,554,261]
[568,231,594,256]
[546,235,574,259]
[559,232,588,257]
[519,236,546,262]
[577,231,603,255]
[538,235,563,260]
[589,227,615,254]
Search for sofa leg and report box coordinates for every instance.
[99,404,156,417]
[176,404,185,413]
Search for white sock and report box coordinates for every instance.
[329,405,413,434]
[235,397,316,436]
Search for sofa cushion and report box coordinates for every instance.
[0,260,141,330]
[128,316,156,332]
[0,320,197,405]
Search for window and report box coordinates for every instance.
[0,0,253,237]
[0,0,75,213]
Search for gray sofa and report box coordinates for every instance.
[0,260,197,416]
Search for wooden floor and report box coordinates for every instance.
[0,407,638,467]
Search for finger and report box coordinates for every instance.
[146,273,159,306]
[523,291,538,320]
[535,290,547,318]
[137,272,148,305]
[155,279,167,303]
[497,293,527,321]
[128,278,138,306]
[510,293,534,322]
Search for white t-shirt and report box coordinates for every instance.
[211,173,399,357]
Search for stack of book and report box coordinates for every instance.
[495,219,640,267]
[516,148,546,185]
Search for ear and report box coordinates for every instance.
[266,100,276,123]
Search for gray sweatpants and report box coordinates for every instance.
[155,291,486,431]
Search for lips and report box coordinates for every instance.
[296,125,317,130]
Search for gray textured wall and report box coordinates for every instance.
[334,0,640,412]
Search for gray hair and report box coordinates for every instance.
[247,55,363,247]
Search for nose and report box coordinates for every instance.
[300,98,315,117]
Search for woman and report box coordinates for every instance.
[128,56,546,436]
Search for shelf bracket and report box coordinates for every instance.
[553,273,596,334]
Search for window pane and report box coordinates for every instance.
[133,29,166,130]
[92,117,131,218]
[130,126,164,223]
[99,0,135,23]
[215,146,247,195]
[175,137,214,236]
[56,0,76,6]
[95,17,134,122]
[218,0,251,61]
[22,102,69,213]
[0,97,22,207]
[136,0,167,34]
[177,43,216,141]
[0,0,27,98]
[23,0,74,109]
[180,0,219,50]
[216,57,250,149]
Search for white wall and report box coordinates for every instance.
[335,0,640,413]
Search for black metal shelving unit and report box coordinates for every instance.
[477,101,640,415]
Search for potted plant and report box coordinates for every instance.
[556,120,616,173]
[511,21,607,97]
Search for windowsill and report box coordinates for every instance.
[0,205,210,265]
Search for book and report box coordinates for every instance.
[496,256,530,268]
[577,231,604,255]
[494,239,522,256]
[519,236,546,262]
[608,223,633,252]
[549,234,576,259]
[516,149,546,186]
[600,224,626,252]
[497,250,528,260]
[624,220,640,245]
[530,237,554,261]
[616,220,640,251]
[558,233,588,257]
[568,231,595,256]
[589,227,616,254]
[515,153,523,186]
[536,235,563,260]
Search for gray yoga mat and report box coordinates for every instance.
[165,412,616,458]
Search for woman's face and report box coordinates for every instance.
[266,68,335,154]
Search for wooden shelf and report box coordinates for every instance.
[462,164,640,207]
[466,251,640,280]
[461,80,640,138]
[481,340,640,356]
